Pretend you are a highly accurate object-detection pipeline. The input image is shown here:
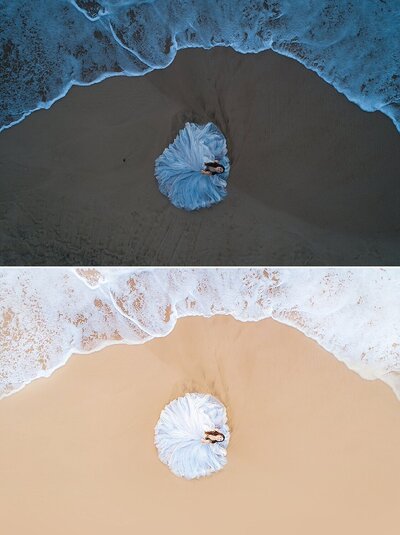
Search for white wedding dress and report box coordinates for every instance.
[154,393,230,479]
[154,122,230,211]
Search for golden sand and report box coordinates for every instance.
[1,316,400,534]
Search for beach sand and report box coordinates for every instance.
[1,48,400,265]
[1,316,399,535]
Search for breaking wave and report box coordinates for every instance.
[1,268,399,399]
[1,0,399,132]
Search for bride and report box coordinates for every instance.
[155,122,230,211]
[154,392,230,479]
[201,430,226,444]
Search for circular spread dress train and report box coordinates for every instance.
[155,122,230,211]
[154,393,230,479]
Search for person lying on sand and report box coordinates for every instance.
[155,122,229,210]
[201,430,226,444]
[201,160,225,176]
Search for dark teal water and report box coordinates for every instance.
[1,0,399,132]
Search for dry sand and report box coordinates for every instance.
[1,316,400,535]
[1,48,400,265]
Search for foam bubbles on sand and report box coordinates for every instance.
[1,1,399,132]
[1,268,400,399]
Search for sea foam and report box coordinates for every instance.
[1,268,399,399]
[0,0,399,132]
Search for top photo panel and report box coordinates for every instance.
[1,0,399,266]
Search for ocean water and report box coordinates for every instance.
[0,0,399,133]
[1,268,399,399]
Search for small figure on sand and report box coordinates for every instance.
[201,160,226,177]
[201,430,226,444]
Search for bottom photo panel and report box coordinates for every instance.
[1,267,399,535]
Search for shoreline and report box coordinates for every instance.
[3,47,398,136]
[2,311,399,402]
[3,2,399,135]
[1,268,400,400]
[1,316,400,534]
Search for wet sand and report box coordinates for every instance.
[1,316,400,535]
[0,48,400,264]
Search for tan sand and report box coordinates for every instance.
[1,316,400,535]
[1,48,400,265]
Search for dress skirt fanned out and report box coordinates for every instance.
[155,122,230,211]
[154,393,230,479]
